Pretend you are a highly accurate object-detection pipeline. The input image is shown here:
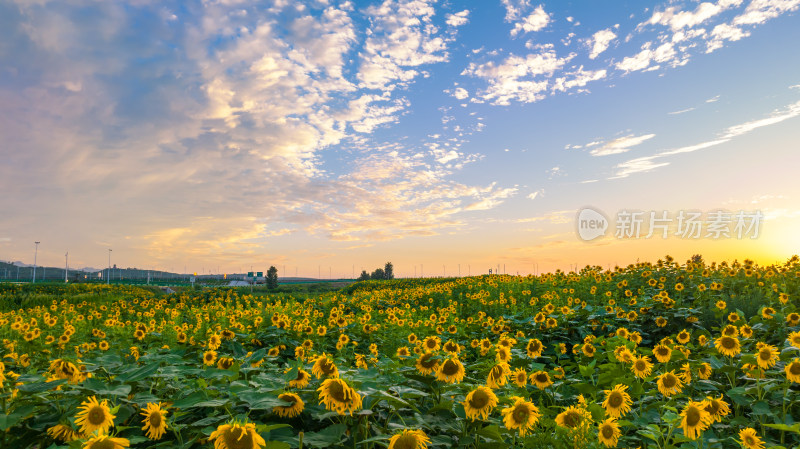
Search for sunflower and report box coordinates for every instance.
[601,384,632,419]
[217,357,235,370]
[703,395,730,422]
[597,418,621,448]
[74,396,115,434]
[697,362,712,380]
[415,353,440,375]
[139,402,168,440]
[655,316,667,327]
[317,378,362,415]
[653,344,672,363]
[207,333,222,350]
[443,340,461,354]
[495,346,512,363]
[82,431,130,449]
[715,300,727,310]
[755,343,779,369]
[656,371,684,397]
[697,334,709,346]
[555,405,592,430]
[273,393,304,418]
[312,354,339,379]
[435,358,465,384]
[463,386,498,421]
[286,368,311,388]
[722,325,739,337]
[486,362,510,389]
[387,429,431,449]
[397,346,411,357]
[788,331,800,347]
[784,358,800,383]
[209,422,266,449]
[631,356,653,379]
[526,339,544,358]
[529,370,553,390]
[582,343,596,358]
[762,307,775,319]
[501,396,540,436]
[203,350,217,366]
[739,427,766,449]
[715,335,741,357]
[407,333,418,344]
[99,341,110,351]
[680,400,712,440]
[511,368,527,387]
[676,329,691,344]
[422,336,441,352]
[47,423,83,442]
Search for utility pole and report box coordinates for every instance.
[65,252,68,283]
[108,249,112,285]
[33,241,40,283]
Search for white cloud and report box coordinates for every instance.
[706,95,721,102]
[590,134,656,156]
[616,47,654,72]
[452,87,469,100]
[588,28,617,59]
[706,23,750,52]
[511,5,551,36]
[463,50,573,104]
[527,190,542,200]
[644,0,743,31]
[668,107,696,115]
[446,10,470,27]
[612,100,800,178]
[733,0,800,25]
[551,67,606,93]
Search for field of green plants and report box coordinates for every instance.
[1,255,799,449]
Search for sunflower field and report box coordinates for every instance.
[2,255,800,449]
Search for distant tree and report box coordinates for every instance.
[371,268,385,280]
[384,262,394,280]
[266,266,278,290]
[358,270,370,281]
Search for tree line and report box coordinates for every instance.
[357,262,394,281]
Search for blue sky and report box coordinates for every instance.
[1,0,799,276]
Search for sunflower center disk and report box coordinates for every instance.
[469,391,489,409]
[685,407,701,427]
[224,428,255,449]
[149,412,162,428]
[88,407,107,426]
[608,393,623,408]
[393,434,418,449]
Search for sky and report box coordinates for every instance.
[1,0,799,277]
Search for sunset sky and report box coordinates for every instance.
[1,0,799,277]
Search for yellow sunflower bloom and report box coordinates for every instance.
[680,400,712,440]
[388,429,431,449]
[140,402,168,440]
[273,393,304,418]
[435,358,465,384]
[463,386,498,421]
[601,384,632,419]
[597,418,621,448]
[81,431,129,449]
[209,422,266,449]
[739,427,765,449]
[74,396,115,435]
[714,335,740,357]
[317,378,362,416]
[501,396,540,436]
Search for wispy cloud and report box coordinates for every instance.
[590,134,656,156]
[612,99,800,178]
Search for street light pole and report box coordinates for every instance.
[33,241,40,283]
[65,252,69,283]
[108,249,112,285]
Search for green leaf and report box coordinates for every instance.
[301,423,347,448]
[116,362,160,383]
[263,442,291,449]
[476,424,503,442]
[15,379,67,393]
